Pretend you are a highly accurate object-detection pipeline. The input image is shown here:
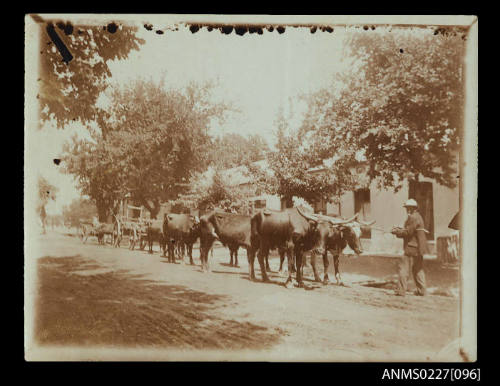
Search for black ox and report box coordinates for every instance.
[199,211,257,272]
[307,213,375,285]
[162,213,200,264]
[250,207,341,288]
[146,219,164,255]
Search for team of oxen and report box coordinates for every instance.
[83,207,375,288]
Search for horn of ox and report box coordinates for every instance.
[296,207,321,222]
[297,208,376,228]
[297,207,361,226]
[325,212,359,226]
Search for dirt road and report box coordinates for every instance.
[26,231,462,361]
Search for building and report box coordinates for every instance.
[114,158,459,256]
[222,160,459,256]
[220,160,281,214]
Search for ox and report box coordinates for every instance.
[304,213,375,285]
[146,219,165,254]
[78,222,94,243]
[225,243,240,267]
[95,223,115,246]
[321,217,374,285]
[162,213,200,264]
[199,211,256,272]
[250,207,338,288]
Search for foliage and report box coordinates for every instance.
[177,132,270,212]
[300,27,465,191]
[38,19,145,128]
[62,135,122,221]
[46,214,64,228]
[249,110,357,207]
[210,133,270,169]
[182,169,244,212]
[63,77,228,219]
[62,198,98,228]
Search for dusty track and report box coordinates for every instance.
[26,231,461,361]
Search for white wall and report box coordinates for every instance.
[239,173,459,255]
[338,178,459,255]
[265,194,282,210]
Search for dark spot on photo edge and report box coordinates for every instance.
[106,22,118,34]
[220,26,233,34]
[235,27,247,36]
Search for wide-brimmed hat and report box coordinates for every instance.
[403,199,418,208]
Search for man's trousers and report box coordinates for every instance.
[397,254,426,296]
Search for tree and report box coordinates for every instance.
[180,169,236,211]
[46,214,64,229]
[301,27,465,191]
[37,176,58,233]
[176,132,270,213]
[62,135,123,221]
[250,110,357,208]
[37,17,145,128]
[62,198,98,228]
[210,133,270,169]
[63,77,228,219]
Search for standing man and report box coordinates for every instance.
[391,199,429,296]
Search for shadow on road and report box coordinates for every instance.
[299,254,459,290]
[34,255,282,350]
[210,270,246,276]
[218,263,241,268]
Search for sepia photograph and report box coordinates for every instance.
[24,14,478,363]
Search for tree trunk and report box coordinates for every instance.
[96,200,109,222]
[149,206,160,220]
[142,199,160,220]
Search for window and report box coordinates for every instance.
[314,199,327,214]
[354,188,371,239]
[281,197,293,210]
[409,181,434,240]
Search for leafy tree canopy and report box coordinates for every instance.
[210,133,270,170]
[63,77,228,220]
[38,17,145,128]
[250,110,358,207]
[300,27,465,191]
[62,198,98,228]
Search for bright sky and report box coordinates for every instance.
[103,24,352,142]
[33,21,354,215]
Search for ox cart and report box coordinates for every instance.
[78,221,97,244]
[117,217,149,250]
[78,218,120,246]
